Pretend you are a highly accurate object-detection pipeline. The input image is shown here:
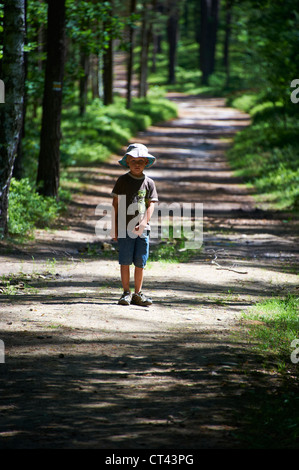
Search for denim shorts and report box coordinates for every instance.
[117,231,150,268]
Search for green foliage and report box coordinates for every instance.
[8,178,69,238]
[24,0,48,104]
[148,38,250,97]
[149,223,196,264]
[131,95,178,124]
[227,93,259,113]
[148,41,204,94]
[242,294,299,358]
[244,1,299,110]
[227,94,299,211]
[225,6,299,213]
[66,0,117,53]
[150,240,193,263]
[60,95,177,167]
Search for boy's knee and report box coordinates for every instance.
[134,259,146,269]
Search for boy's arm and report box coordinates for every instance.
[111,196,118,240]
[133,201,155,236]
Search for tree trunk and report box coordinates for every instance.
[151,33,158,74]
[167,0,179,85]
[13,0,28,180]
[209,0,219,75]
[199,0,220,85]
[91,53,100,100]
[199,0,209,85]
[139,4,151,98]
[223,0,233,87]
[103,37,113,105]
[103,2,114,106]
[0,0,25,238]
[126,0,137,109]
[79,50,90,116]
[36,0,66,198]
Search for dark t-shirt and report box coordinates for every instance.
[112,172,158,234]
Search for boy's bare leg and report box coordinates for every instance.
[134,266,144,293]
[120,265,130,292]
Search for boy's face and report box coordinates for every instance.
[127,156,148,176]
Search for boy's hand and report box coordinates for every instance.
[133,202,154,236]
[133,223,146,236]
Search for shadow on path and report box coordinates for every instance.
[0,327,285,449]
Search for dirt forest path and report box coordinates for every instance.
[0,87,299,449]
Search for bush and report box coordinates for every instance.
[227,101,299,211]
[8,178,67,237]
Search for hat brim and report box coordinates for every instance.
[118,154,156,168]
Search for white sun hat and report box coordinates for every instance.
[118,143,156,168]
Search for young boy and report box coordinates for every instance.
[111,143,158,306]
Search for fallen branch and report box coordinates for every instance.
[207,249,248,274]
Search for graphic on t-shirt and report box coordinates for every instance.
[137,189,146,217]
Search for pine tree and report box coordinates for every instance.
[36,0,66,198]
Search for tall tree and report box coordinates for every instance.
[139,0,152,98]
[36,0,66,198]
[199,0,220,85]
[223,0,233,87]
[0,0,25,238]
[102,0,114,105]
[167,0,179,85]
[126,0,137,109]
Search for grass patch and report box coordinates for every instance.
[241,294,299,363]
[148,222,199,263]
[149,240,192,263]
[233,294,299,448]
